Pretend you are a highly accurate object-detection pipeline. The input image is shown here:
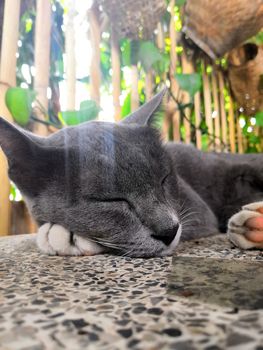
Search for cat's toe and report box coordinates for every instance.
[36,223,56,255]
[48,224,76,255]
[227,201,263,249]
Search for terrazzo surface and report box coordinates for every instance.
[0,233,262,350]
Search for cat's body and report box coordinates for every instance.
[0,89,262,257]
[166,143,263,233]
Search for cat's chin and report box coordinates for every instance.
[36,222,183,258]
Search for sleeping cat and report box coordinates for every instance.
[0,88,262,257]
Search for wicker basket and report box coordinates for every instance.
[183,0,263,59]
[96,0,166,39]
[228,43,263,115]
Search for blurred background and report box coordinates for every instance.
[0,0,262,235]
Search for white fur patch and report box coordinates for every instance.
[227,201,263,250]
[36,223,55,255]
[36,223,104,256]
[242,201,263,211]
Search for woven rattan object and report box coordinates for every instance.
[96,0,166,39]
[183,0,263,59]
[228,43,263,115]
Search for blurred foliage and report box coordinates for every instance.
[11,0,98,128]
[5,0,262,153]
[58,100,100,126]
[175,73,202,97]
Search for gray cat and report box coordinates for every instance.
[0,88,262,257]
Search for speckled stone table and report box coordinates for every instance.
[0,234,262,350]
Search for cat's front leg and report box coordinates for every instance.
[227,201,263,249]
[36,223,104,256]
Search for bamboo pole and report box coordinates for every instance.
[236,116,243,154]
[211,70,221,151]
[131,65,139,112]
[194,92,202,149]
[65,0,76,110]
[111,30,121,120]
[228,95,236,153]
[202,66,213,150]
[89,5,101,105]
[181,52,193,144]
[34,0,51,136]
[156,22,169,140]
[218,71,228,151]
[169,0,180,142]
[0,0,21,235]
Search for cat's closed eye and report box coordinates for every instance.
[161,173,170,187]
[85,196,134,210]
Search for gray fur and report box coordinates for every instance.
[0,89,262,257]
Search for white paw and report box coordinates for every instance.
[227,201,263,249]
[36,223,104,256]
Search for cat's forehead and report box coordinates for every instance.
[48,121,161,154]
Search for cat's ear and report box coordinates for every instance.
[0,117,40,167]
[121,87,167,126]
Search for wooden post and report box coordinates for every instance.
[181,53,193,144]
[34,0,51,135]
[89,5,101,105]
[194,92,202,149]
[228,95,236,153]
[131,65,139,111]
[0,0,21,235]
[236,116,243,154]
[211,70,221,151]
[202,66,213,150]
[111,30,121,120]
[169,0,180,141]
[65,0,76,110]
[156,22,170,140]
[218,71,228,151]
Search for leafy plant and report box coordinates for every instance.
[255,111,263,126]
[5,87,36,126]
[175,0,186,6]
[175,73,202,97]
[58,100,100,126]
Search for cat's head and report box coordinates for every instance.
[0,88,182,257]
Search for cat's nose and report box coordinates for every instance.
[151,223,180,246]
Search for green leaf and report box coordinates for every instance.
[201,134,209,151]
[199,119,208,133]
[176,0,186,6]
[248,134,261,145]
[137,41,163,72]
[25,18,33,33]
[253,31,263,45]
[120,39,131,67]
[255,111,263,126]
[175,73,202,97]
[5,87,36,126]
[121,92,131,118]
[153,52,170,75]
[80,99,100,115]
[59,100,100,126]
[77,76,90,84]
